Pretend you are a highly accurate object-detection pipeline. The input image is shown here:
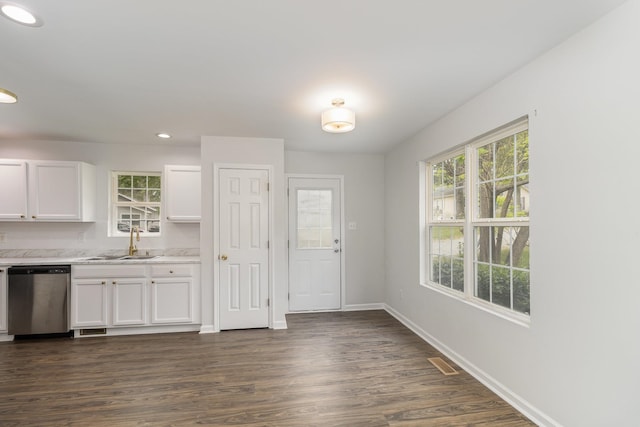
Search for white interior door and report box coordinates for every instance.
[218,168,270,330]
[288,177,342,311]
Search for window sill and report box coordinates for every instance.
[420,281,531,328]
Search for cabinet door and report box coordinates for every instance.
[0,160,28,220]
[71,280,108,327]
[29,161,82,221]
[164,165,201,222]
[0,267,7,332]
[112,278,147,326]
[150,278,193,324]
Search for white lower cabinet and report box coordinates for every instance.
[150,265,194,324]
[112,279,146,326]
[71,265,146,328]
[71,263,199,333]
[71,279,108,327]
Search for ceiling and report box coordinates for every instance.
[0,0,628,153]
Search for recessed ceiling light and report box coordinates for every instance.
[0,87,18,103]
[0,2,42,27]
[156,133,171,139]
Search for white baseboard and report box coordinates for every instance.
[272,320,288,330]
[384,304,560,427]
[199,324,216,334]
[342,303,385,311]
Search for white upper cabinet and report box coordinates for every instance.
[164,165,201,222]
[0,159,96,222]
[0,160,28,220]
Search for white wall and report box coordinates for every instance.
[285,150,385,307]
[200,136,287,332]
[384,1,640,425]
[0,140,200,255]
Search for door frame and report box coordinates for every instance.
[286,174,346,312]
[213,163,274,331]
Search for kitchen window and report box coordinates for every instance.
[110,171,161,236]
[423,116,530,319]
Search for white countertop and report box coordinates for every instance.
[0,256,200,266]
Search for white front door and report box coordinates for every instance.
[218,168,270,330]
[288,177,342,311]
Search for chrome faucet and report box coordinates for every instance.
[128,226,140,256]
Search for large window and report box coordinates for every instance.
[424,117,530,318]
[111,172,161,236]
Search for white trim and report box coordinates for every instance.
[199,325,216,334]
[213,163,274,331]
[272,320,288,330]
[384,304,560,427]
[420,281,530,327]
[285,173,345,312]
[342,303,385,311]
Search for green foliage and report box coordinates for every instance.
[476,263,530,315]
[432,256,464,292]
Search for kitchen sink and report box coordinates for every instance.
[118,255,158,260]
[79,255,158,261]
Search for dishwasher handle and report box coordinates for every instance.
[8,265,71,275]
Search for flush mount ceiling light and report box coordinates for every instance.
[0,2,42,26]
[156,133,171,139]
[321,98,355,133]
[0,87,18,103]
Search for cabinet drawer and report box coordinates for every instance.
[150,264,193,278]
[72,265,147,279]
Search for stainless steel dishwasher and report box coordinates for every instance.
[8,265,71,336]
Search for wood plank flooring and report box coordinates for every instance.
[0,311,535,426]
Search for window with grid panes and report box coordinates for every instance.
[424,117,530,317]
[111,172,161,235]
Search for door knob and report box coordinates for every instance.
[219,254,228,261]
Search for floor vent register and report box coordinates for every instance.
[428,357,459,376]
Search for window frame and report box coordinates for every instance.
[109,171,163,237]
[421,116,530,325]
[424,149,466,293]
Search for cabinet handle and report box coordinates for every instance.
[151,280,155,284]
[112,281,117,285]
[0,269,4,272]
[169,270,174,274]
[101,281,106,285]
[32,215,36,219]
[20,214,25,219]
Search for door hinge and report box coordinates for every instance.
[267,240,270,249]
[288,293,290,301]
[267,182,270,191]
[267,298,270,307]
[287,188,289,197]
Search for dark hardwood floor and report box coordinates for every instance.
[0,311,534,426]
